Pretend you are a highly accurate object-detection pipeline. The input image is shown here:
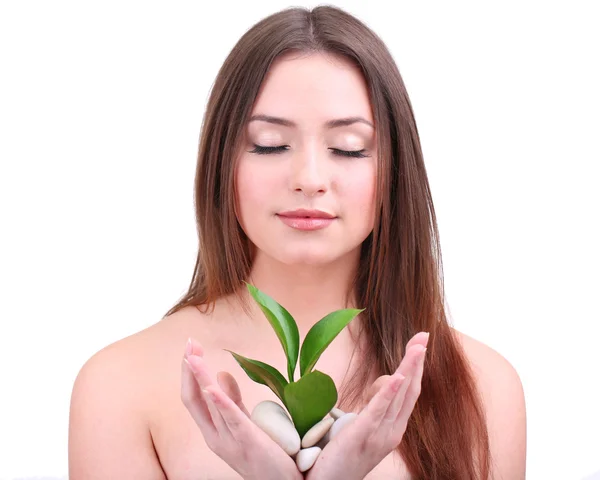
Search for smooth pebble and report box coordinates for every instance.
[251,400,301,456]
[296,446,322,472]
[301,416,335,448]
[317,412,358,448]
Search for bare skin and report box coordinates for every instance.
[69,297,413,478]
[181,316,428,480]
[69,51,526,480]
[156,299,415,479]
[69,294,526,479]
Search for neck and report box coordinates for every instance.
[238,248,363,337]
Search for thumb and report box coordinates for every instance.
[216,371,251,417]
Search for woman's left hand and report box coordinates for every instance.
[305,332,429,480]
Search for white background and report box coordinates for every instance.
[0,1,598,479]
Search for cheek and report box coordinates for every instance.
[338,164,377,218]
[235,160,280,225]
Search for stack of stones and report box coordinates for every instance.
[251,401,358,472]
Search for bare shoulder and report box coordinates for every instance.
[452,329,527,480]
[68,306,200,478]
[72,305,198,389]
[71,304,203,402]
[452,329,525,403]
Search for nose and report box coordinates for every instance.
[289,147,328,197]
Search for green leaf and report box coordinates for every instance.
[226,350,288,404]
[245,282,300,382]
[299,308,364,376]
[284,370,337,438]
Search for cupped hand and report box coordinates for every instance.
[180,338,303,480]
[306,332,430,480]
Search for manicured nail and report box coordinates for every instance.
[424,332,430,345]
[186,337,193,357]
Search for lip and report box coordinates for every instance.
[276,215,335,231]
[277,209,336,219]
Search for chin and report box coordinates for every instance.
[279,254,333,266]
[274,246,346,266]
[287,258,333,267]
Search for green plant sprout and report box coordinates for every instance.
[226,282,365,438]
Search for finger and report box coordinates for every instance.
[394,346,427,431]
[217,371,251,418]
[363,333,428,405]
[204,385,256,443]
[361,372,406,426]
[181,357,216,438]
[366,375,390,401]
[365,375,390,403]
[203,386,232,440]
[187,354,230,436]
[380,372,412,431]
[185,337,205,358]
[187,354,217,387]
[406,331,429,350]
[360,342,422,417]
[395,343,427,379]
[361,338,427,417]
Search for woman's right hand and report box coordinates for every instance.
[305,332,429,480]
[181,338,303,480]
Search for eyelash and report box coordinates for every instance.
[249,144,369,158]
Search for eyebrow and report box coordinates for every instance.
[249,114,374,129]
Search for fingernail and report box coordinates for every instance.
[186,337,193,357]
[424,332,430,345]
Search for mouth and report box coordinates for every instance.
[277,214,334,219]
[276,213,336,231]
[277,209,337,219]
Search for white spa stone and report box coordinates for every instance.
[301,416,335,448]
[296,446,322,472]
[251,400,301,456]
[317,411,359,448]
[328,412,359,440]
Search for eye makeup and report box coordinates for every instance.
[248,144,369,158]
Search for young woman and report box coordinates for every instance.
[69,5,526,479]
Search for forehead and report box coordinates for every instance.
[249,52,374,129]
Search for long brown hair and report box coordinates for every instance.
[165,5,491,479]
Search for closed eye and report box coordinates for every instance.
[248,144,369,158]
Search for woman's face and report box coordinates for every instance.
[235,51,377,266]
